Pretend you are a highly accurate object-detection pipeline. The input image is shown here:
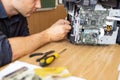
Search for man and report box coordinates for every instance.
[0,0,71,67]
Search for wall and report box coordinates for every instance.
[27,5,67,34]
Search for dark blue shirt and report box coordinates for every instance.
[0,2,29,67]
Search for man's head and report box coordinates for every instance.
[1,0,41,17]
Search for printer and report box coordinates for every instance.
[63,0,120,45]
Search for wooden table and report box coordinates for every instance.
[1,40,120,80]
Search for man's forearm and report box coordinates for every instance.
[8,19,71,61]
[8,30,50,61]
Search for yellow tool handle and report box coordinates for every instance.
[40,54,57,67]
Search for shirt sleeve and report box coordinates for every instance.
[0,31,12,67]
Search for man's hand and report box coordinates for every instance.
[45,19,71,42]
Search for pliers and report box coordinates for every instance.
[29,50,58,67]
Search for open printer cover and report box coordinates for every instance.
[63,0,120,45]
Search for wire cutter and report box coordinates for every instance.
[29,49,67,67]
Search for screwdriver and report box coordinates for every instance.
[38,48,67,67]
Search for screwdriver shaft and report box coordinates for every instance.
[58,48,67,54]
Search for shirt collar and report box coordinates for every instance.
[0,1,8,18]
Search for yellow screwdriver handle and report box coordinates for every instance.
[40,55,55,67]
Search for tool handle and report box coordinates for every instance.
[39,53,59,67]
[29,53,43,57]
[39,55,56,67]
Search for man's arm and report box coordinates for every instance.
[8,19,71,61]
